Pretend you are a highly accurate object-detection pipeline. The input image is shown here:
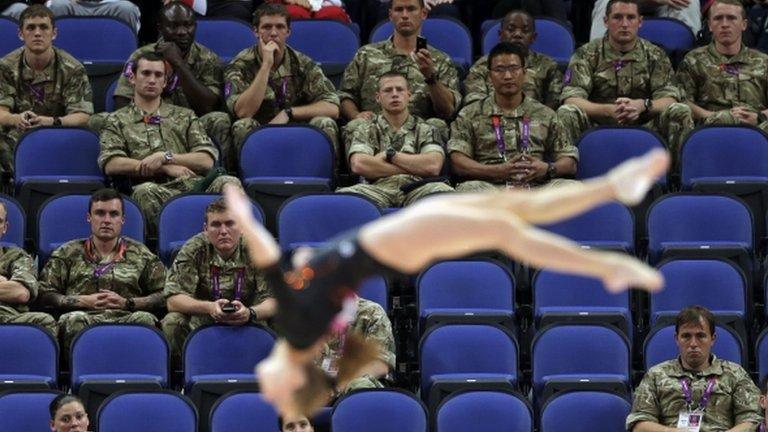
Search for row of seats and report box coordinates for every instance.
[0,388,631,432]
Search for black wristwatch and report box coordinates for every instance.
[385,148,397,163]
[52,116,62,126]
[248,307,257,322]
[643,98,652,113]
[758,111,767,124]
[546,162,557,180]
[125,297,136,312]
[284,107,294,121]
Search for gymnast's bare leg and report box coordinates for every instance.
[224,148,670,417]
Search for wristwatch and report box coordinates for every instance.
[643,98,652,113]
[284,107,294,121]
[163,150,174,164]
[52,116,61,126]
[125,297,136,312]
[758,111,768,124]
[546,162,557,180]
[248,307,258,322]
[385,148,397,163]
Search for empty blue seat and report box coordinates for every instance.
[55,17,137,64]
[332,389,427,432]
[358,275,389,311]
[638,17,695,60]
[0,390,63,431]
[755,327,768,386]
[0,17,20,57]
[370,18,473,70]
[0,324,58,390]
[288,20,359,84]
[195,18,255,63]
[97,390,197,432]
[540,390,631,432]
[540,202,634,253]
[576,127,667,186]
[644,325,744,369]
[436,390,533,432]
[210,391,279,432]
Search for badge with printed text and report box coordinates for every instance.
[677,412,702,432]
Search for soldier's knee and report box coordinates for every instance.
[127,311,158,326]
[662,102,693,122]
[161,312,188,330]
[208,175,242,192]
[455,180,497,193]
[59,311,90,331]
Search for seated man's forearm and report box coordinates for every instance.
[134,292,165,311]
[172,152,214,173]
[251,297,277,321]
[39,291,84,311]
[104,157,141,176]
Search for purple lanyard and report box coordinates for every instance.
[26,83,45,104]
[760,423,766,432]
[613,60,627,72]
[722,63,740,76]
[680,376,717,411]
[270,76,289,109]
[164,73,179,95]
[93,261,116,278]
[492,115,506,159]
[211,266,245,301]
[520,116,530,153]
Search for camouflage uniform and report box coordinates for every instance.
[338,38,462,146]
[464,51,563,108]
[337,114,453,207]
[627,356,762,432]
[91,42,234,171]
[0,47,93,173]
[98,102,241,234]
[557,36,693,160]
[317,297,395,393]
[38,237,166,351]
[161,233,272,365]
[0,246,57,336]
[448,95,578,192]
[226,45,340,154]
[676,43,768,131]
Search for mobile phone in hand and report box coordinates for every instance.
[221,303,237,313]
[416,36,427,52]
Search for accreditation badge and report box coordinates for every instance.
[677,411,702,432]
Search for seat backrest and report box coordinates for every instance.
[540,391,631,432]
[540,202,634,250]
[532,324,629,389]
[638,17,695,53]
[576,127,667,183]
[277,193,380,250]
[97,391,197,432]
[652,259,746,322]
[195,18,255,62]
[14,127,103,181]
[681,126,768,187]
[104,77,119,113]
[240,126,334,180]
[533,270,629,318]
[647,194,753,260]
[0,390,63,431]
[482,18,575,64]
[358,276,389,311]
[420,324,518,397]
[0,16,20,57]
[756,328,768,386]
[417,259,515,313]
[436,390,532,432]
[369,18,472,68]
[0,194,25,248]
[157,193,264,266]
[210,391,279,432]
[0,324,57,384]
[37,193,145,261]
[332,389,427,432]
[55,17,137,63]
[70,324,169,390]
[644,325,744,369]
[288,20,359,64]
[183,325,275,383]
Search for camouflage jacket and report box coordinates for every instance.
[338,38,461,117]
[0,246,37,311]
[225,44,339,123]
[676,43,768,112]
[626,356,762,432]
[464,50,562,107]
[39,237,166,298]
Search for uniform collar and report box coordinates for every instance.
[669,354,724,378]
[375,113,418,133]
[706,42,750,64]
[601,34,645,62]
[20,47,57,83]
[126,100,173,123]
[486,93,531,117]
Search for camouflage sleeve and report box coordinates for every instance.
[730,364,763,425]
[359,303,396,369]
[301,60,340,107]
[626,370,663,429]
[347,121,377,160]
[674,55,698,103]
[164,243,200,299]
[649,49,682,101]
[63,64,94,115]
[446,106,475,157]
[548,116,578,161]
[338,51,363,104]
[544,61,563,108]
[8,249,38,300]
[185,113,218,160]
[559,47,593,102]
[434,53,462,111]
[38,252,69,296]
[98,113,129,171]
[249,273,272,306]
[0,62,16,110]
[417,122,444,155]
[463,59,489,107]
[199,51,225,97]
[140,252,166,295]
[224,52,253,114]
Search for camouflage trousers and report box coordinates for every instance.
[160,312,216,369]
[337,177,453,207]
[0,134,15,175]
[455,177,577,192]
[556,102,694,168]
[132,174,241,236]
[232,116,340,157]
[341,117,450,156]
[0,305,58,337]
[58,309,158,353]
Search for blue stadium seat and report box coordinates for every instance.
[240,125,335,233]
[332,389,427,432]
[755,327,768,386]
[369,18,473,70]
[55,17,137,63]
[576,127,667,185]
[210,391,279,432]
[0,390,63,431]
[157,193,264,266]
[436,390,533,432]
[184,325,275,432]
[358,275,389,311]
[0,324,58,390]
[36,193,145,267]
[97,390,197,432]
[277,193,380,251]
[0,16,19,57]
[644,325,744,370]
[540,202,634,253]
[533,270,631,337]
[540,390,631,432]
[420,324,518,414]
[0,194,25,248]
[104,77,119,112]
[638,17,695,62]
[482,18,575,65]
[532,324,630,406]
[417,259,515,333]
[195,18,255,63]
[288,20,359,86]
